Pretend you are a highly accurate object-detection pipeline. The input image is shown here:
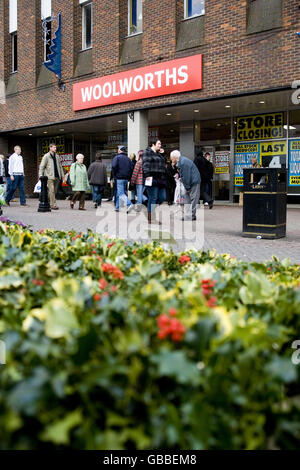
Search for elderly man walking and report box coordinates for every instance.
[39,143,64,210]
[170,150,201,221]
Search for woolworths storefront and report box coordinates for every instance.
[234,110,300,199]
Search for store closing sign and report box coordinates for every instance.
[236,113,284,141]
[289,139,300,186]
[73,55,203,111]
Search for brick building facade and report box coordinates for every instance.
[0,0,299,200]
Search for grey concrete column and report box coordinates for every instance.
[127,110,149,156]
[180,121,194,160]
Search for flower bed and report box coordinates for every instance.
[0,221,300,449]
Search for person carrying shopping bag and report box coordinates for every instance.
[70,154,90,210]
[130,150,147,211]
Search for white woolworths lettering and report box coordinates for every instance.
[93,84,101,100]
[144,72,155,90]
[81,86,93,102]
[133,75,144,92]
[112,81,120,96]
[178,65,188,84]
[103,82,112,98]
[154,70,165,87]
[119,77,133,95]
[166,67,177,86]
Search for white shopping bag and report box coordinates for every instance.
[34,180,42,193]
[174,180,185,205]
[145,177,153,187]
[0,184,5,205]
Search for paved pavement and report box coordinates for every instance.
[2,198,300,263]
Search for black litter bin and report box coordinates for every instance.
[242,168,287,239]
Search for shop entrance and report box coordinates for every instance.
[202,144,231,201]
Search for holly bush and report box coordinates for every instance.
[0,221,300,449]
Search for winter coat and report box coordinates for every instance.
[39,152,64,180]
[177,156,201,191]
[70,162,90,192]
[142,147,166,186]
[88,161,108,186]
[166,163,178,189]
[194,154,210,183]
[112,152,133,180]
[131,158,143,185]
[207,160,214,180]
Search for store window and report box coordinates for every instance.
[289,110,300,138]
[195,118,231,142]
[184,0,205,19]
[41,0,52,62]
[81,1,92,50]
[128,0,142,35]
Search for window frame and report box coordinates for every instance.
[82,1,93,51]
[11,32,18,73]
[184,0,205,20]
[128,0,143,36]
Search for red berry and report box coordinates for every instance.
[93,294,101,301]
[168,307,177,317]
[157,314,170,329]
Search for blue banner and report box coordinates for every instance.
[44,11,61,79]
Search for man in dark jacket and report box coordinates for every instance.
[142,140,166,224]
[111,145,134,213]
[88,152,108,208]
[205,152,214,201]
[171,150,200,220]
[194,150,213,209]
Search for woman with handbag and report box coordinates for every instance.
[69,154,90,210]
[129,153,137,204]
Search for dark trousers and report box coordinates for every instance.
[147,186,166,213]
[72,191,86,208]
[91,185,103,207]
[200,181,213,204]
[6,175,26,205]
[166,184,176,204]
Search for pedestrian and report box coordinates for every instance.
[204,152,214,201]
[129,153,137,204]
[111,145,134,213]
[88,151,108,208]
[57,169,71,200]
[2,154,11,200]
[142,140,166,225]
[5,145,28,206]
[166,159,178,205]
[39,143,64,210]
[193,150,213,209]
[0,156,5,212]
[70,154,90,210]
[251,157,261,168]
[110,166,117,205]
[131,150,148,211]
[170,150,201,221]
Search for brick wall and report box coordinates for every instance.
[0,0,299,132]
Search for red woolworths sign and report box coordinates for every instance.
[73,54,202,111]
